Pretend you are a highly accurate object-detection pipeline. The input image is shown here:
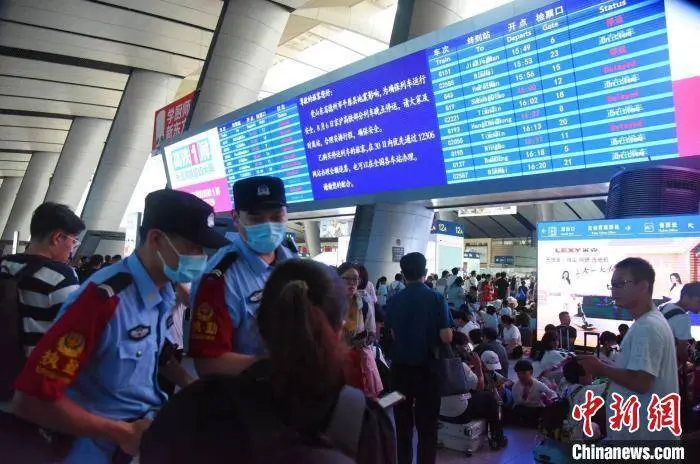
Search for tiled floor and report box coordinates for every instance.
[437,427,540,464]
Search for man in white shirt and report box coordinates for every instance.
[468,270,478,289]
[455,311,480,338]
[579,258,679,441]
[659,282,700,364]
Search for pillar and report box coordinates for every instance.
[0,177,22,235]
[347,203,434,284]
[437,210,458,222]
[189,0,291,126]
[537,203,555,222]
[2,153,60,245]
[80,70,180,231]
[402,0,515,39]
[303,220,321,257]
[44,118,112,211]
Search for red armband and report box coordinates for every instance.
[14,283,120,402]
[188,254,238,359]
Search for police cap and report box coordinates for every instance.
[232,176,287,212]
[141,189,230,249]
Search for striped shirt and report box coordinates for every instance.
[0,254,79,352]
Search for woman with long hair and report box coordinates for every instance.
[140,259,396,463]
[446,276,466,308]
[337,262,383,398]
[668,273,683,302]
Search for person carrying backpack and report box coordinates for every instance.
[0,202,85,403]
[140,259,396,464]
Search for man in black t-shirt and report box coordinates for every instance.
[494,272,510,300]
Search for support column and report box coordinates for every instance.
[537,203,555,222]
[44,118,112,210]
[81,70,180,231]
[2,153,60,245]
[347,203,434,283]
[0,177,22,234]
[303,220,321,258]
[437,210,458,221]
[189,0,291,126]
[404,0,515,39]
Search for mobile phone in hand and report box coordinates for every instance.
[377,391,406,409]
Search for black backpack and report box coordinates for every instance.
[538,385,584,443]
[140,369,396,464]
[0,260,46,401]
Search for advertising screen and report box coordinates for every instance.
[164,0,700,212]
[537,215,700,345]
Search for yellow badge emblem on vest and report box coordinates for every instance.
[57,333,86,358]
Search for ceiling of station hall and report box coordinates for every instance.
[0,0,399,189]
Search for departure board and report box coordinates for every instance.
[164,0,700,212]
[217,103,313,204]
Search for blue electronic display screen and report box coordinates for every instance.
[537,214,700,343]
[164,0,699,212]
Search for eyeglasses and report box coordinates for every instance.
[342,277,360,285]
[607,279,635,290]
[63,234,81,251]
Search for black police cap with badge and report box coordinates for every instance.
[141,189,230,249]
[232,176,286,212]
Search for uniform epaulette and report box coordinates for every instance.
[210,252,238,278]
[96,272,133,298]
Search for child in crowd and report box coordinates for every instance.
[481,350,512,410]
[510,359,558,428]
[538,332,570,386]
[560,360,609,440]
[596,331,619,366]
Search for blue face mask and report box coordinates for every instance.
[243,222,286,254]
[158,236,207,283]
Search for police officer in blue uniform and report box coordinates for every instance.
[11,189,229,463]
[188,176,297,376]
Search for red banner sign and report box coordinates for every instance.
[152,92,195,150]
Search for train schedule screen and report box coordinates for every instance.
[164,0,700,211]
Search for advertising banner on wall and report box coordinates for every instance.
[153,92,196,150]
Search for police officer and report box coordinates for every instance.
[10,190,229,463]
[188,176,297,376]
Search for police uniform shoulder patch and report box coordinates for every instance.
[128,325,151,341]
[166,315,174,329]
[57,333,86,358]
[247,290,263,304]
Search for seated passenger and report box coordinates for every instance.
[455,310,480,337]
[140,259,396,464]
[439,333,508,450]
[561,360,609,440]
[538,332,570,384]
[482,305,500,331]
[510,359,558,428]
[596,331,619,366]
[501,315,522,358]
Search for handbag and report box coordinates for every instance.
[431,343,470,397]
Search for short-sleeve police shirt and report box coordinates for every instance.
[14,253,176,463]
[188,235,296,357]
